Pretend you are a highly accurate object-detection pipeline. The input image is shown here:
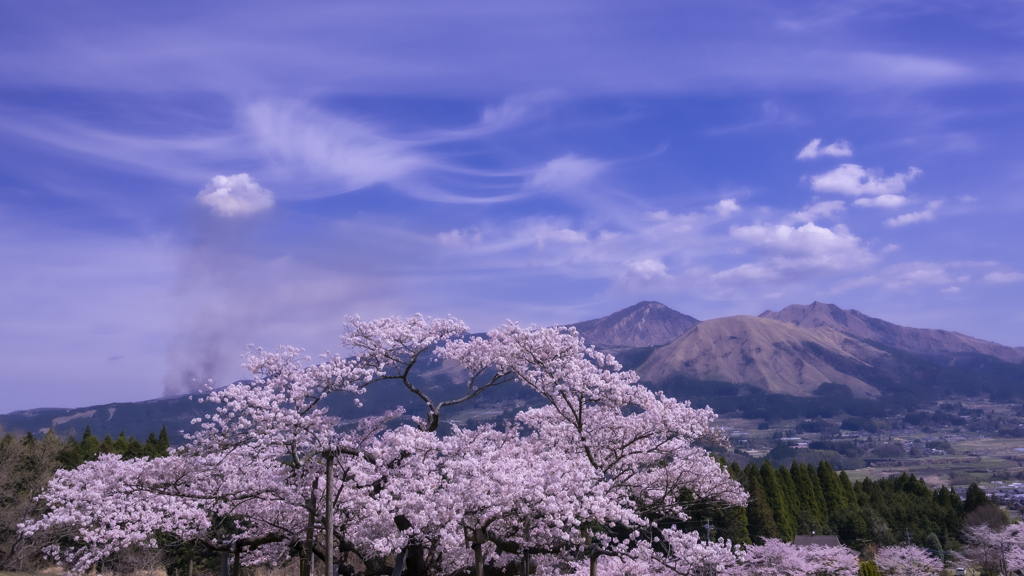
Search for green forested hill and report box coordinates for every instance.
[680,459,998,552]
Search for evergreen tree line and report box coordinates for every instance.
[0,425,171,571]
[58,424,172,468]
[684,459,994,554]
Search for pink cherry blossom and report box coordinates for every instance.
[874,545,943,576]
[24,315,748,576]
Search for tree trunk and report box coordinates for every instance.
[521,524,531,576]
[326,452,334,576]
[470,528,486,576]
[232,542,241,576]
[303,478,319,576]
[472,542,483,576]
[405,544,426,576]
[390,548,407,576]
[219,552,229,576]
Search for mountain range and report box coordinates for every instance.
[3,301,1023,440]
[631,301,1024,400]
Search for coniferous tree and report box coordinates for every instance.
[98,434,115,454]
[817,461,848,516]
[124,436,144,459]
[56,435,83,470]
[778,466,807,532]
[963,483,989,513]
[807,463,830,524]
[715,461,750,544]
[112,431,129,455]
[678,459,751,546]
[760,461,797,540]
[79,426,100,461]
[743,464,781,543]
[790,462,828,530]
[157,425,171,453]
[858,560,880,576]
[839,472,861,512]
[144,432,160,458]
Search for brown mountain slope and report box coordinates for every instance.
[572,301,700,349]
[636,316,883,398]
[760,302,1024,364]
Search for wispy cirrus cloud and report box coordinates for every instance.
[984,271,1024,284]
[0,96,578,206]
[528,154,606,191]
[246,102,431,193]
[797,138,852,160]
[4,0,1024,414]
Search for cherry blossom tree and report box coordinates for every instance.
[438,321,746,575]
[803,544,861,576]
[23,315,747,576]
[739,539,859,576]
[961,524,1024,576]
[873,545,943,576]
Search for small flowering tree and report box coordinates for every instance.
[739,539,859,576]
[23,315,746,576]
[873,545,943,576]
[962,524,1024,575]
[804,544,861,576]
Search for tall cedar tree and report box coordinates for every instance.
[743,464,780,543]
[760,461,797,540]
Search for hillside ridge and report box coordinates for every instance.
[572,300,699,349]
[637,315,883,398]
[759,301,1024,364]
[5,301,1023,437]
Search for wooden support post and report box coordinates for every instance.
[232,542,241,576]
[325,451,335,576]
[390,548,407,576]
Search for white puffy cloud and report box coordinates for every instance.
[796,138,853,160]
[811,164,922,196]
[984,271,1024,284]
[885,200,942,226]
[941,286,962,293]
[719,222,877,280]
[710,198,741,217]
[731,222,861,256]
[854,194,908,208]
[529,154,605,190]
[786,200,845,223]
[196,173,274,217]
[626,259,669,280]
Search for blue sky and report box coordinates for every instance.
[2,1,1023,412]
